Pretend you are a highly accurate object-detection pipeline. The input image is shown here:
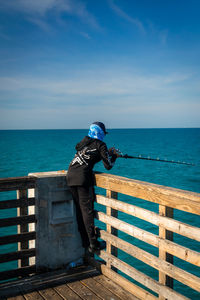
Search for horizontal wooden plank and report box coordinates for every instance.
[23,291,43,300]
[0,198,35,209]
[95,173,200,215]
[93,274,140,300]
[96,210,158,247]
[67,280,100,300]
[96,211,200,266]
[0,176,36,192]
[54,284,83,300]
[38,287,64,300]
[9,294,25,300]
[87,257,155,300]
[0,249,36,263]
[100,265,157,300]
[158,238,200,267]
[0,265,36,281]
[81,276,123,300]
[0,215,36,228]
[96,195,200,242]
[0,232,36,246]
[99,251,189,300]
[100,230,200,293]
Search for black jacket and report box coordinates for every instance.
[67,136,117,186]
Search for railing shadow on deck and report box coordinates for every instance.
[0,172,200,300]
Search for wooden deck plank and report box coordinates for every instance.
[38,288,63,300]
[93,275,139,300]
[2,267,139,300]
[0,266,99,299]
[6,296,25,300]
[81,276,122,300]
[54,284,82,300]
[23,291,44,300]
[68,281,101,300]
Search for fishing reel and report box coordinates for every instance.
[108,147,123,157]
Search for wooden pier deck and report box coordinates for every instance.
[0,265,138,300]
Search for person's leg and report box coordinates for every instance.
[70,186,90,248]
[77,186,97,245]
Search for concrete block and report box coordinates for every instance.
[29,171,84,271]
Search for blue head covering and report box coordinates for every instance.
[88,124,105,141]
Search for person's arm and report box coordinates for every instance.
[99,143,118,170]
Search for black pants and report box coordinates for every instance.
[70,186,96,248]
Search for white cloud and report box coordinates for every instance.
[27,17,52,32]
[0,0,70,16]
[108,0,145,33]
[0,0,100,31]
[80,31,91,39]
[0,70,196,109]
[147,21,169,45]
[0,68,199,129]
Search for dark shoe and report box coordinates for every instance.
[88,240,106,254]
[94,226,100,237]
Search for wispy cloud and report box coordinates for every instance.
[109,1,169,45]
[147,21,168,45]
[108,0,145,34]
[79,31,91,39]
[0,68,199,129]
[0,70,196,110]
[0,0,100,32]
[27,17,52,32]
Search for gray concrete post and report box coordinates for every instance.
[29,171,84,272]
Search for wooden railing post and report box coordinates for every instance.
[159,205,174,299]
[28,187,35,266]
[106,190,118,269]
[17,189,29,268]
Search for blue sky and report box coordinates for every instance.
[0,0,199,129]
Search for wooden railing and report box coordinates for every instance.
[0,176,36,281]
[94,173,200,300]
[0,172,200,300]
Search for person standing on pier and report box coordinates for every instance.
[67,121,119,253]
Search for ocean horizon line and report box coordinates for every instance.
[0,127,200,131]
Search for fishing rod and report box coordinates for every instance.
[110,148,195,166]
[119,154,195,166]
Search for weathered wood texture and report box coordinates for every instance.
[1,173,199,300]
[96,195,200,242]
[0,176,35,191]
[0,176,36,281]
[0,232,36,246]
[0,265,36,281]
[0,215,36,228]
[99,251,189,300]
[106,190,118,269]
[95,173,200,214]
[94,172,200,300]
[1,266,138,300]
[95,209,200,267]
[159,205,173,296]
[0,249,36,263]
[0,198,35,209]
[17,189,29,268]
[87,255,157,300]
[100,230,200,293]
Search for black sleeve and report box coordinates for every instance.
[99,142,117,170]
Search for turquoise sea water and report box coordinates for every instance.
[0,128,200,298]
